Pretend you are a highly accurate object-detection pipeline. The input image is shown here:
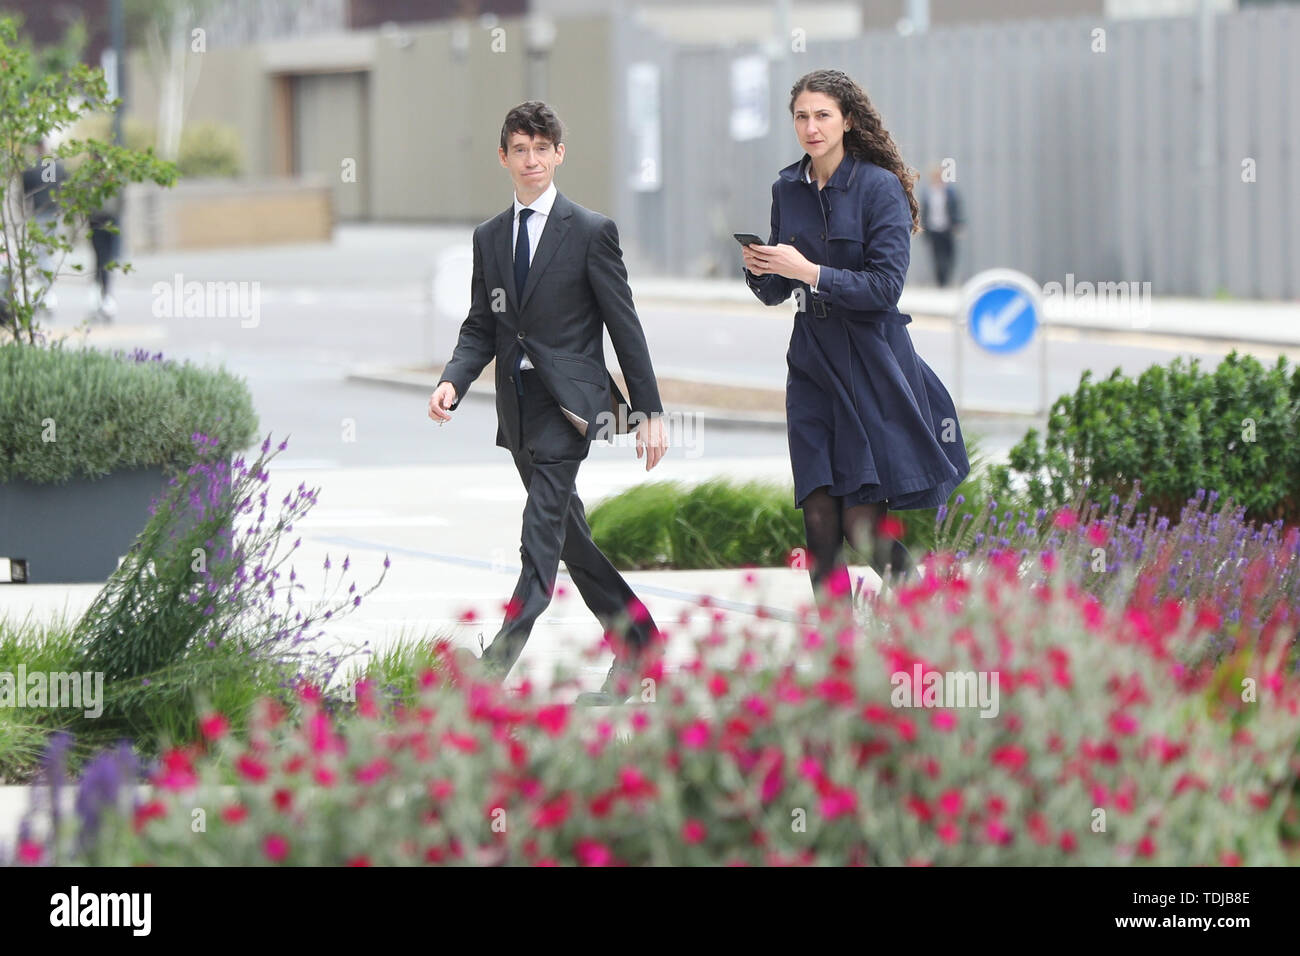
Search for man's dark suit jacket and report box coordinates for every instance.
[438,192,663,452]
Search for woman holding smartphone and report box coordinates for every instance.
[742,68,968,608]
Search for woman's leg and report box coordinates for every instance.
[800,485,851,611]
[843,499,914,587]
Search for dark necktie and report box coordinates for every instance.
[514,207,534,300]
[513,207,534,396]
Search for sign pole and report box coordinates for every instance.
[958,268,1044,415]
[953,306,964,413]
[1039,307,1050,416]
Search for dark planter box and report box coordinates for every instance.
[0,465,225,584]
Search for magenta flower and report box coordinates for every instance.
[263,835,289,862]
[680,721,710,749]
[574,838,614,866]
[819,787,857,820]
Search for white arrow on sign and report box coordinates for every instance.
[976,293,1031,346]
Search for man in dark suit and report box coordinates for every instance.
[918,163,964,288]
[428,101,669,706]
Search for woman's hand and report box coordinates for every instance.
[743,242,819,286]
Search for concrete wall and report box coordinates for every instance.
[613,4,1300,297]
[127,44,273,181]
[125,16,617,227]
[544,17,616,218]
[124,180,333,252]
[368,16,616,222]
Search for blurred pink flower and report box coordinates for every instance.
[680,721,710,749]
[991,745,1028,773]
[235,753,268,782]
[930,710,956,731]
[263,834,289,862]
[1053,509,1078,530]
[819,787,857,820]
[574,838,614,866]
[199,712,229,741]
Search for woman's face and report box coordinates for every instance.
[792,90,850,159]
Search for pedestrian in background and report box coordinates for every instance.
[741,69,969,610]
[21,137,67,311]
[918,163,964,287]
[88,192,123,321]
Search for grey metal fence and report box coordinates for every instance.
[612,5,1298,299]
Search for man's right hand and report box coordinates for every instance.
[429,382,458,423]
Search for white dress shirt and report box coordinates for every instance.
[511,181,557,370]
[926,183,950,231]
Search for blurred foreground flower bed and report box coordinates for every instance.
[9,534,1300,866]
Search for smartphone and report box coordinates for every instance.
[733,233,765,246]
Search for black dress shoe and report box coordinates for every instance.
[574,690,624,707]
[574,657,642,706]
[449,634,508,683]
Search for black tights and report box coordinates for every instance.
[801,485,914,605]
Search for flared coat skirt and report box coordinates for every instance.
[786,311,969,511]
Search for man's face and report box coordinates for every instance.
[499,131,564,197]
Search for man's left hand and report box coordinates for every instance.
[636,414,669,471]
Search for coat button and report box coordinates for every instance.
[516,331,524,340]
[788,235,795,242]
[819,232,825,240]
[508,375,514,382]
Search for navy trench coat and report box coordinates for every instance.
[744,152,969,511]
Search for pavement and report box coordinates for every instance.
[91,221,1298,349]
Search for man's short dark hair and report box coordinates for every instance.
[500,101,564,153]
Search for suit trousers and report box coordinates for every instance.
[926,229,957,287]
[480,367,660,676]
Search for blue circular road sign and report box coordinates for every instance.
[962,271,1041,354]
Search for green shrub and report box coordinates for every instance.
[0,610,83,783]
[0,578,305,784]
[335,633,454,717]
[588,439,985,570]
[988,352,1300,523]
[174,120,244,179]
[0,430,404,784]
[74,433,384,715]
[588,478,803,570]
[73,113,243,179]
[669,479,803,570]
[586,481,685,569]
[0,345,258,484]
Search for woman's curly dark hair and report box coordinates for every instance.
[789,70,921,235]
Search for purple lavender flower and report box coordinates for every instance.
[74,742,140,855]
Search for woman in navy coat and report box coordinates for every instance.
[742,69,969,605]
